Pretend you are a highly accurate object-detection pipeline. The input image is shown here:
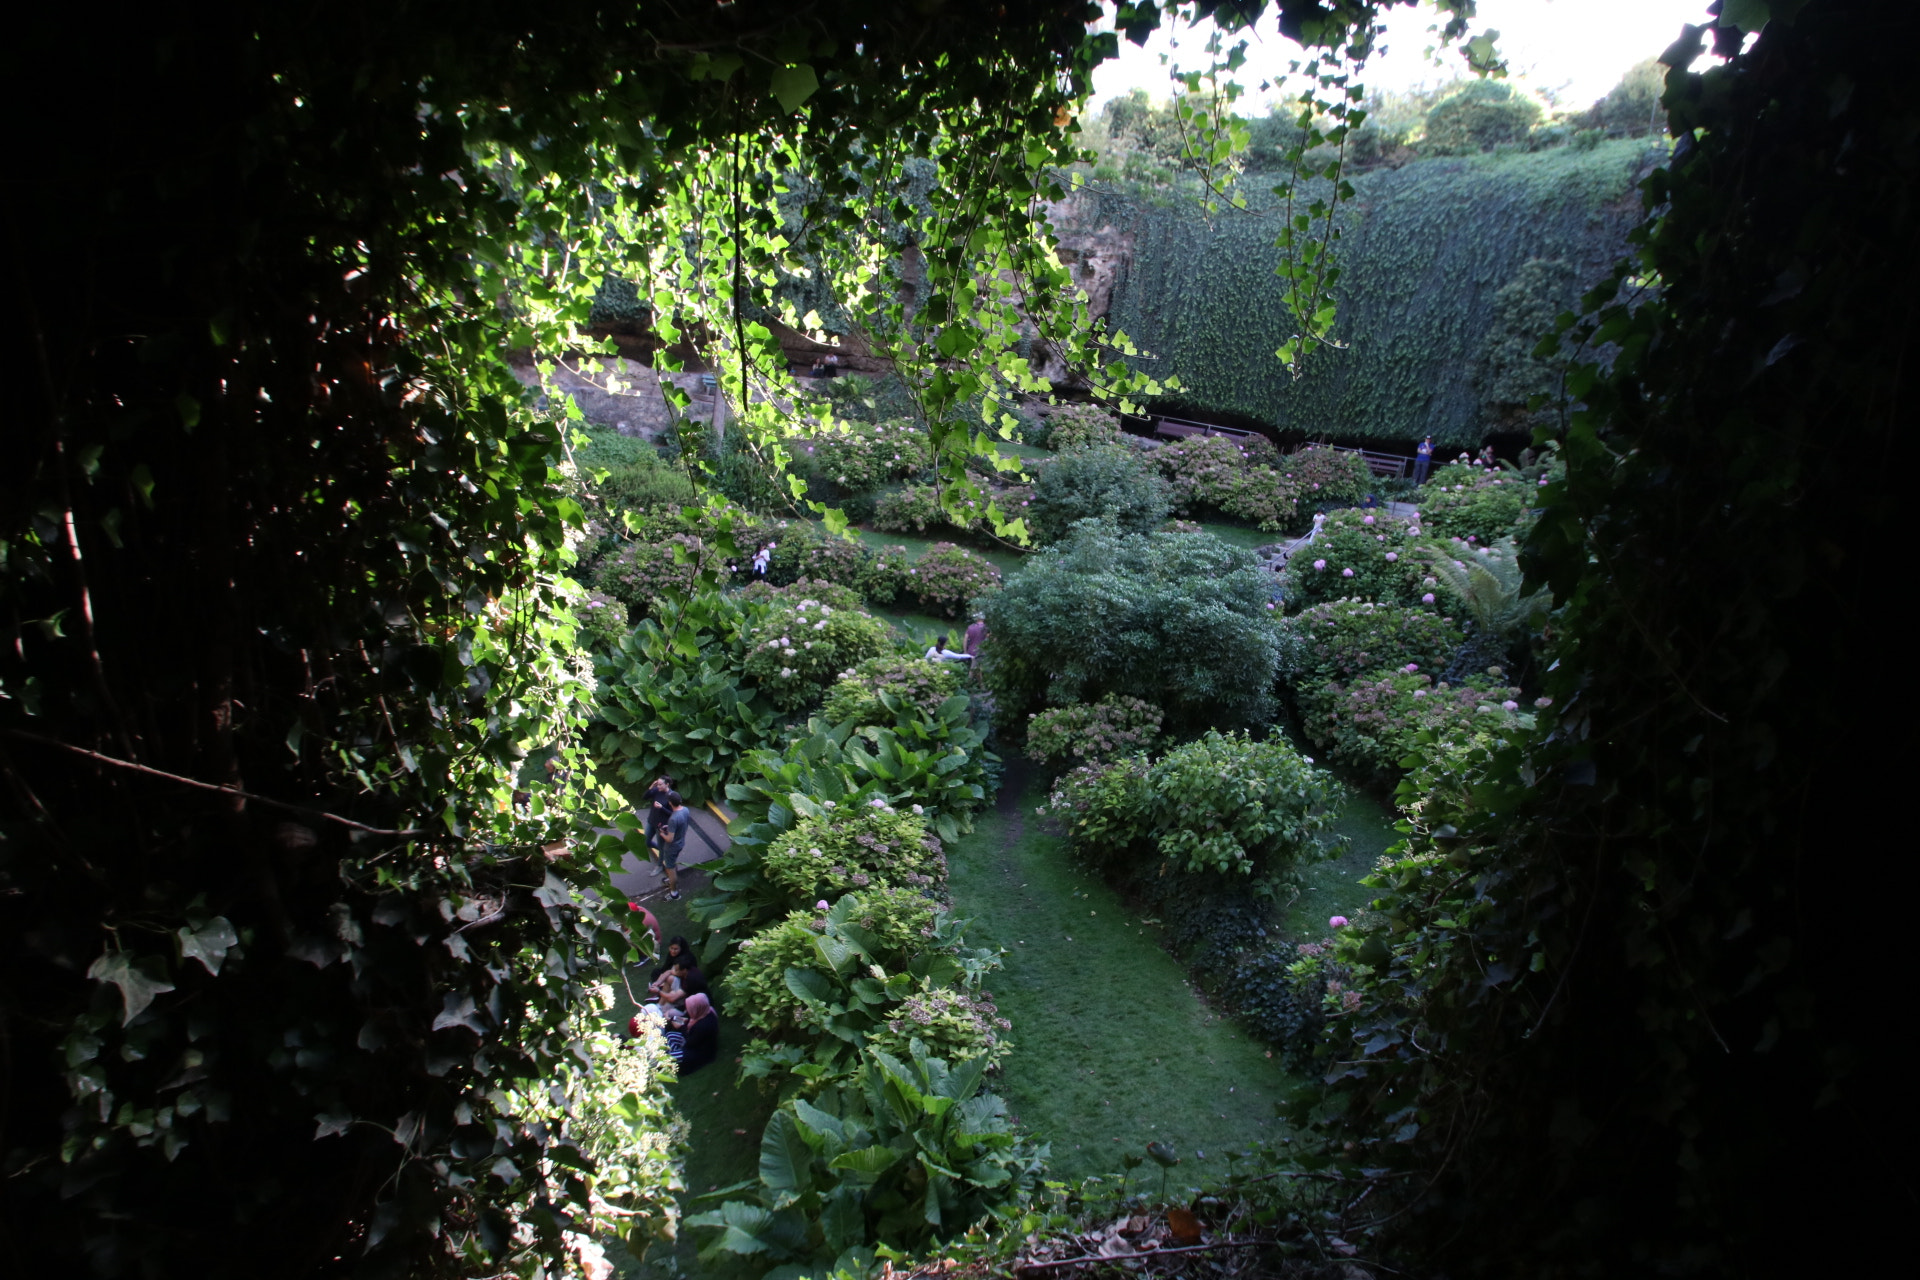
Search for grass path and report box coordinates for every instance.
[944,768,1301,1185]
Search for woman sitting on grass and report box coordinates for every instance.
[676,993,719,1075]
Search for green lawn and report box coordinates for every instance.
[1196,521,1280,552]
[1284,790,1399,940]
[944,776,1301,1186]
[606,889,776,1280]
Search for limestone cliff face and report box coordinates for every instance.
[1030,193,1135,388]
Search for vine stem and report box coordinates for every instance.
[7,728,431,838]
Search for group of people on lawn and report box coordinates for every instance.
[626,927,719,1075]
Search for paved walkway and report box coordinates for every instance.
[607,804,734,902]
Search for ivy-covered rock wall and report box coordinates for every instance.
[1061,139,1651,448]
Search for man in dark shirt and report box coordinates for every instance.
[657,792,692,900]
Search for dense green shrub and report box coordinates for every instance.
[725,891,942,1035]
[1280,444,1375,508]
[594,593,781,803]
[904,542,1002,617]
[1279,508,1439,611]
[1476,257,1584,431]
[592,528,727,616]
[1422,80,1544,154]
[762,810,947,904]
[1043,402,1125,450]
[1217,944,1337,1067]
[1024,694,1163,769]
[1297,667,1531,777]
[1026,445,1171,542]
[1045,731,1338,880]
[740,597,899,712]
[1145,731,1340,877]
[596,447,698,512]
[821,655,963,726]
[871,483,953,534]
[983,521,1280,731]
[1153,436,1299,531]
[1418,459,1534,542]
[1276,600,1464,685]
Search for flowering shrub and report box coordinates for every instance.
[821,654,963,726]
[1025,695,1163,769]
[867,986,1011,1069]
[740,597,897,711]
[592,530,727,615]
[1153,436,1300,531]
[766,528,910,606]
[574,590,631,652]
[761,811,947,904]
[1279,508,1439,611]
[1044,755,1153,856]
[906,542,1002,618]
[1044,403,1124,451]
[797,418,931,494]
[1280,444,1375,507]
[724,890,941,1034]
[1419,459,1533,543]
[735,577,865,613]
[1297,667,1531,777]
[1275,600,1464,685]
[871,483,953,534]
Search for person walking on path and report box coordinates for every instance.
[656,791,692,900]
[1413,436,1434,484]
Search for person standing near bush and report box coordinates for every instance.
[642,773,674,851]
[1414,436,1434,484]
[658,791,691,900]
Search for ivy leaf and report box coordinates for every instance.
[176,916,239,975]
[87,951,176,1026]
[770,64,819,114]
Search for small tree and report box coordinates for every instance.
[1422,80,1543,154]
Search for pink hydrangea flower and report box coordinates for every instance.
[1362,515,1375,525]
[815,900,830,910]
[1422,592,1436,604]
[1341,568,1354,577]
[1313,559,1327,570]
[1535,696,1553,708]
[1385,552,1398,562]
[1329,916,1349,929]
[1404,663,1419,673]
[1502,700,1519,711]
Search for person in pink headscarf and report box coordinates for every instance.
[676,992,718,1075]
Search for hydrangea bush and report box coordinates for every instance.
[1024,695,1164,769]
[796,418,931,494]
[821,655,964,726]
[1043,403,1125,451]
[740,597,898,711]
[867,986,1012,1069]
[1276,600,1465,685]
[1279,508,1439,611]
[1025,444,1170,542]
[761,810,947,904]
[871,483,953,534]
[906,542,1002,617]
[1153,436,1301,531]
[1419,459,1534,543]
[1281,444,1375,508]
[1297,667,1532,777]
[1145,731,1341,877]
